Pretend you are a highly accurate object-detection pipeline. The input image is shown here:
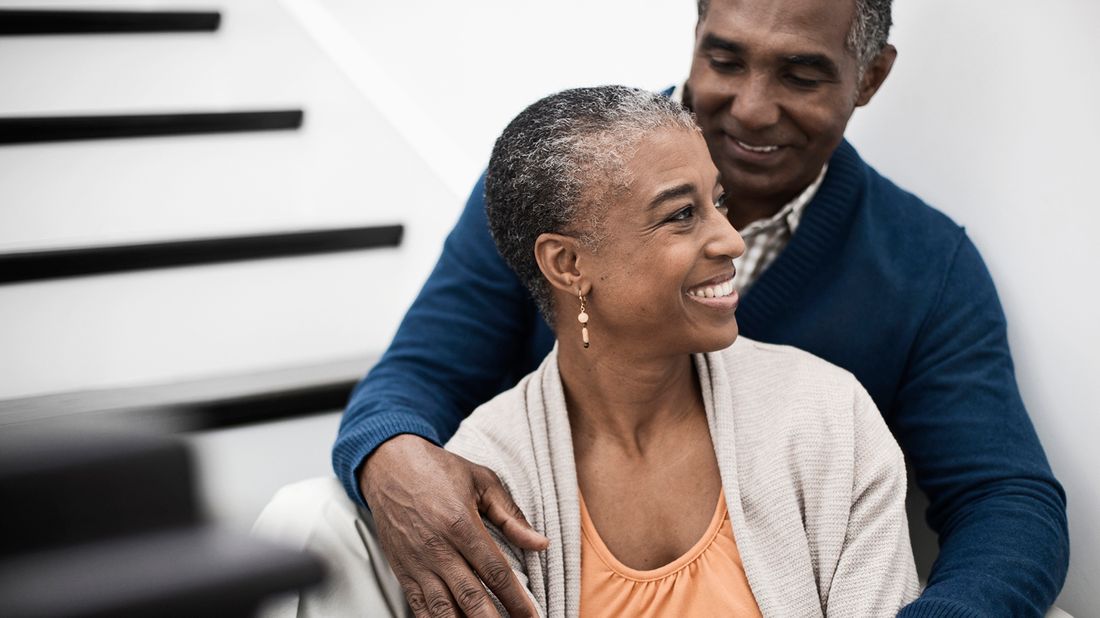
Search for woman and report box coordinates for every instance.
[445,85,919,616]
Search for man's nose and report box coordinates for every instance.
[728,74,779,131]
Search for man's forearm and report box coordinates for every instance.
[895,235,1068,616]
[331,171,544,508]
[907,478,1068,617]
[333,397,448,507]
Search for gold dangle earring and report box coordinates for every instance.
[578,294,590,349]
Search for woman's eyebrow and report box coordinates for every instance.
[648,183,695,209]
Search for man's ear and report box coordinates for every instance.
[534,233,592,296]
[855,43,897,107]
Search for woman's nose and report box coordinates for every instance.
[706,212,746,260]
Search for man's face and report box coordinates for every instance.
[687,0,869,209]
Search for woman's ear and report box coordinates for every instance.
[534,233,592,296]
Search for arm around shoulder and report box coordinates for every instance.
[446,425,543,617]
[333,171,542,507]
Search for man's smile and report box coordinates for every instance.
[734,138,779,153]
[721,132,788,165]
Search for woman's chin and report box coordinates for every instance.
[692,323,740,353]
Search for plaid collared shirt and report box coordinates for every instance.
[732,166,827,293]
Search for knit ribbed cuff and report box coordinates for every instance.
[332,412,442,509]
[897,598,986,618]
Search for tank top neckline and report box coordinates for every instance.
[578,488,728,583]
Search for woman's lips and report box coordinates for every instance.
[685,275,739,311]
[686,287,740,311]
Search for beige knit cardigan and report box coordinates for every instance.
[445,337,920,617]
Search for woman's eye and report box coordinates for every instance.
[715,193,729,214]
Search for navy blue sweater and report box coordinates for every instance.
[334,139,1068,617]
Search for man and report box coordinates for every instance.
[331,0,1068,616]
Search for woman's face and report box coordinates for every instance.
[575,127,746,356]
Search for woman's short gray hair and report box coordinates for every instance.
[485,86,698,323]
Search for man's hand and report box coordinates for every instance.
[361,434,549,618]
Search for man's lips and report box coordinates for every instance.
[733,138,779,153]
[722,133,786,163]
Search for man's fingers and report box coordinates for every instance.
[396,573,433,618]
[363,443,543,615]
[415,570,461,618]
[432,552,505,618]
[417,520,502,618]
[453,523,538,618]
[477,474,549,551]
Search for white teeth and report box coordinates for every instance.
[736,139,779,153]
[689,280,735,299]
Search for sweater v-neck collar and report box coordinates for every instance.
[735,139,865,337]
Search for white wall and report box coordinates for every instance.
[1,0,1095,613]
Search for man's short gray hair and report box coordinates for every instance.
[485,86,698,323]
[696,0,893,69]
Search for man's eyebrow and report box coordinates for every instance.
[701,35,838,78]
[649,183,696,209]
[700,34,743,54]
[782,54,840,77]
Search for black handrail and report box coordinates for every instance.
[0,9,221,35]
[0,356,375,432]
[0,110,303,145]
[165,380,361,430]
[0,225,404,285]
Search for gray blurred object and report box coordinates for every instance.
[0,429,324,617]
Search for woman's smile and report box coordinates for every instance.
[685,274,740,312]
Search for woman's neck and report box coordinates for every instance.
[557,340,704,457]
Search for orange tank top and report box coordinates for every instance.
[578,489,762,617]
